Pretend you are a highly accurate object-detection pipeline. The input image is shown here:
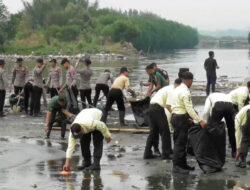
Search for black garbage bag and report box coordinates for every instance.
[130,97,150,127]
[188,121,226,174]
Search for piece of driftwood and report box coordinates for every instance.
[52,127,150,134]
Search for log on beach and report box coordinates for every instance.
[52,127,150,134]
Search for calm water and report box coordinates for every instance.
[4,49,250,91]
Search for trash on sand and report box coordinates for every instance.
[32,184,37,188]
[60,170,71,176]
[107,154,116,160]
[115,140,119,144]
[112,170,129,179]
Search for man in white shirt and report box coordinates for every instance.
[229,82,250,112]
[63,108,111,171]
[171,72,206,174]
[144,79,181,160]
[202,92,236,157]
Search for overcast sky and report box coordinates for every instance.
[3,0,250,31]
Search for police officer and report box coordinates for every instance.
[60,58,79,114]
[76,58,93,109]
[102,67,136,126]
[30,58,46,117]
[144,79,181,160]
[202,92,236,157]
[63,108,111,171]
[235,104,250,168]
[11,58,29,95]
[45,94,74,139]
[171,71,206,174]
[0,59,8,117]
[229,82,250,112]
[93,69,113,107]
[46,58,63,98]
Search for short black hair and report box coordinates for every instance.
[71,123,82,139]
[151,62,157,67]
[83,58,91,65]
[37,58,43,64]
[209,51,214,57]
[174,78,182,84]
[49,58,57,63]
[145,64,154,70]
[61,58,70,65]
[247,81,250,88]
[182,71,193,80]
[0,59,5,65]
[104,69,110,73]
[16,58,23,62]
[120,67,128,74]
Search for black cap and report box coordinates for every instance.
[49,58,57,63]
[37,58,43,64]
[182,71,193,80]
[120,67,128,74]
[61,58,70,65]
[0,59,5,65]
[16,58,23,63]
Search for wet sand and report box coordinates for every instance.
[1,107,250,190]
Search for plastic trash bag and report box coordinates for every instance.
[65,88,79,114]
[130,97,150,127]
[188,121,226,173]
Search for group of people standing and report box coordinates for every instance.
[2,51,250,174]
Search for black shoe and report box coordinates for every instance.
[162,154,173,160]
[77,162,91,170]
[172,165,190,174]
[236,161,247,168]
[85,164,101,171]
[183,164,195,171]
[0,113,6,117]
[154,149,161,157]
[144,153,157,159]
[201,165,220,174]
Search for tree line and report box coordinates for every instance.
[0,0,199,54]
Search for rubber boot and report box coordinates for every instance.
[61,124,66,139]
[86,159,101,170]
[77,160,91,170]
[236,154,247,168]
[119,111,128,126]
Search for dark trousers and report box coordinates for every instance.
[171,114,190,167]
[24,82,33,113]
[30,86,42,114]
[206,75,216,95]
[144,104,172,157]
[47,109,67,138]
[80,130,104,164]
[93,84,109,106]
[14,86,23,95]
[50,87,59,98]
[0,90,6,114]
[102,88,125,123]
[66,86,79,114]
[209,102,236,152]
[80,89,92,109]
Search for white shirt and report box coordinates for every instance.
[150,85,175,108]
[66,108,111,158]
[202,93,232,121]
[172,83,201,122]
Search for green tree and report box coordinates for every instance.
[0,0,8,47]
[56,25,81,42]
[111,20,140,43]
